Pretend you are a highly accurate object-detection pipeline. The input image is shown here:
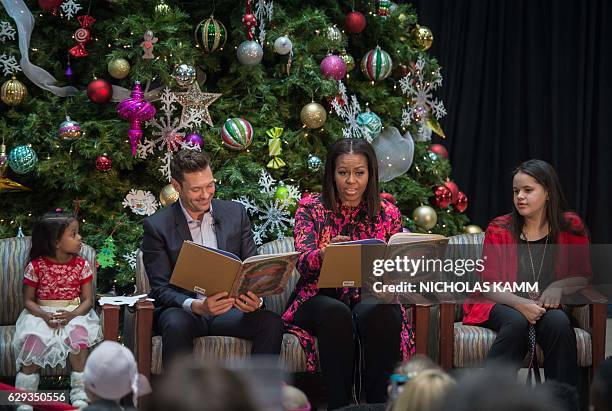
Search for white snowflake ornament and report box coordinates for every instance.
[0,54,20,76]
[0,21,16,42]
[61,0,82,20]
[122,189,159,216]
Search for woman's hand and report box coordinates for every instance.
[516,303,546,324]
[538,287,562,309]
[321,235,351,258]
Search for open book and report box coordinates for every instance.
[318,232,448,288]
[170,241,299,297]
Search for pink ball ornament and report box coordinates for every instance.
[455,191,468,212]
[430,144,449,159]
[184,132,204,147]
[444,180,460,204]
[320,55,347,80]
[117,81,157,156]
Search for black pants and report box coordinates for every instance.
[482,304,578,386]
[155,307,284,370]
[293,294,402,410]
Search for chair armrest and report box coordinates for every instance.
[439,303,456,369]
[414,304,431,355]
[132,300,154,379]
[100,304,120,342]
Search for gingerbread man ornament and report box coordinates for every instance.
[141,30,158,60]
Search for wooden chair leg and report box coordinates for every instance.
[135,300,154,379]
[439,303,456,370]
[101,304,120,342]
[590,303,607,379]
[415,304,431,355]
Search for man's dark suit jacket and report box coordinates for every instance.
[141,199,257,310]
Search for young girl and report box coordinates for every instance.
[13,210,102,410]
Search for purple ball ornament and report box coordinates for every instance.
[65,62,73,80]
[184,132,204,148]
[117,81,157,156]
[320,54,347,80]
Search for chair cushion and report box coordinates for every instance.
[0,325,67,377]
[452,323,592,368]
[150,333,317,375]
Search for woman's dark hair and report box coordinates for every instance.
[510,159,582,242]
[29,211,76,262]
[321,138,380,218]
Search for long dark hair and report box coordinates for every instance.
[321,138,380,218]
[29,211,76,262]
[510,159,573,242]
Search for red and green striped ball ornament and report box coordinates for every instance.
[195,16,227,53]
[221,118,253,150]
[360,46,393,81]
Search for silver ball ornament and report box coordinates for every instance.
[173,64,197,88]
[274,36,293,55]
[237,41,264,65]
[307,155,323,172]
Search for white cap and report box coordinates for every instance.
[84,341,151,404]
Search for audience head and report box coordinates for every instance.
[84,341,151,405]
[542,381,578,411]
[281,385,310,411]
[144,357,260,411]
[391,369,455,411]
[591,357,612,411]
[170,149,215,215]
[322,138,380,217]
[29,209,78,262]
[387,355,441,401]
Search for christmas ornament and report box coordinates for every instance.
[455,191,468,213]
[172,63,197,88]
[159,183,179,207]
[413,205,437,230]
[87,78,113,104]
[242,0,257,40]
[411,25,434,51]
[60,1,83,20]
[399,57,446,139]
[345,11,366,33]
[444,180,459,204]
[122,189,159,216]
[97,236,116,268]
[361,46,393,81]
[235,169,300,245]
[195,16,227,53]
[428,152,438,161]
[275,185,298,213]
[107,58,130,80]
[141,30,158,59]
[340,49,355,72]
[307,154,322,172]
[0,144,29,192]
[17,226,24,237]
[393,63,410,80]
[8,144,37,174]
[332,82,363,139]
[58,116,82,141]
[95,154,112,171]
[172,82,221,127]
[372,127,414,182]
[69,15,95,58]
[430,143,448,159]
[65,61,73,79]
[0,143,6,167]
[1,76,27,106]
[380,192,397,205]
[266,127,286,169]
[300,102,327,129]
[357,111,382,141]
[320,54,346,80]
[38,0,61,13]
[221,118,253,150]
[326,25,342,50]
[117,81,157,155]
[377,0,392,17]
[431,185,452,209]
[464,225,482,234]
[273,36,292,55]
[154,0,171,15]
[237,40,263,65]
[184,132,203,147]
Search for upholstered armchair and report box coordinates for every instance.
[0,237,120,378]
[126,237,433,378]
[438,233,607,381]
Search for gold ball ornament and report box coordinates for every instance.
[107,58,131,80]
[464,224,483,234]
[411,25,434,51]
[413,205,437,230]
[340,49,355,72]
[160,184,179,207]
[300,102,327,129]
[1,76,27,106]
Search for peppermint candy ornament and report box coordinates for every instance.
[69,15,96,58]
[361,46,393,81]
[221,118,253,150]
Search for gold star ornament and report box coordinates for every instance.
[172,82,222,127]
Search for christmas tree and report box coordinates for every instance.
[0,0,470,292]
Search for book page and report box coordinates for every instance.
[232,253,300,297]
[387,232,447,245]
[243,251,300,264]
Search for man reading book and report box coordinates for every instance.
[141,149,284,369]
